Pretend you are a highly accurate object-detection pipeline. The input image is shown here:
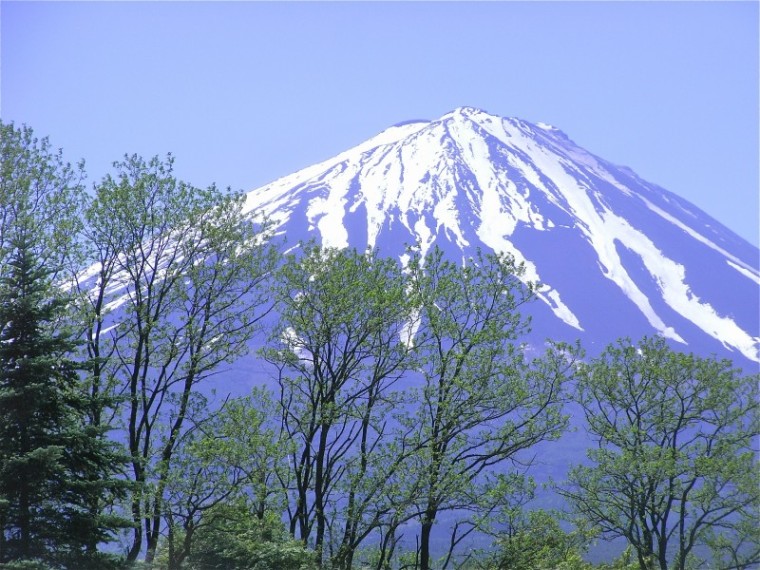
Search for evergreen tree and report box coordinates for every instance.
[0,230,129,568]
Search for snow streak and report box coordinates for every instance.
[244,107,759,363]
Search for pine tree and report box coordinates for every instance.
[0,231,130,569]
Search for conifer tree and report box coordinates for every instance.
[0,232,130,569]
[0,121,130,568]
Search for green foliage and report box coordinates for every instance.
[264,244,418,567]
[489,510,593,570]
[401,247,580,569]
[594,547,647,570]
[0,561,54,570]
[79,154,280,561]
[161,389,288,568]
[0,123,129,569]
[0,232,129,567]
[185,501,317,570]
[560,337,760,570]
[0,121,85,279]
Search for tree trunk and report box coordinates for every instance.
[144,524,159,564]
[314,417,332,565]
[126,457,144,562]
[126,506,142,562]
[419,507,437,570]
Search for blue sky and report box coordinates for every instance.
[2,1,758,246]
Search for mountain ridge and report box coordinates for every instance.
[242,107,759,365]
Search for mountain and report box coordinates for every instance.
[242,106,759,366]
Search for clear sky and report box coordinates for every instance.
[2,1,758,246]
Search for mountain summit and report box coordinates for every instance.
[243,107,759,364]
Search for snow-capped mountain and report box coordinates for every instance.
[243,106,759,366]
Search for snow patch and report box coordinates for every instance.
[639,195,759,277]
[237,106,759,363]
[449,116,581,330]
[513,128,757,360]
[726,260,760,284]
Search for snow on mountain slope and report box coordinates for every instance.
[243,107,759,364]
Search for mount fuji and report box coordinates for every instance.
[242,106,759,367]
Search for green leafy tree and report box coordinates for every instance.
[264,245,418,568]
[183,500,317,570]
[488,509,593,570]
[560,337,760,570]
[0,122,84,279]
[78,154,280,562]
[402,247,578,570]
[161,388,288,569]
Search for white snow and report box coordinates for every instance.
[726,260,760,284]
[510,125,758,361]
[242,121,429,233]
[448,116,582,330]
[639,195,759,277]
[235,106,759,363]
[413,217,434,260]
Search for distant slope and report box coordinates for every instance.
[243,107,759,366]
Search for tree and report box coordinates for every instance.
[77,154,280,562]
[0,122,84,279]
[263,245,418,568]
[487,509,593,570]
[560,337,760,570]
[183,500,317,570]
[161,389,288,569]
[402,247,577,570]
[0,233,129,569]
[0,122,129,568]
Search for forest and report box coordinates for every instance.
[0,121,758,570]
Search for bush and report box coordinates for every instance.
[186,502,317,570]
